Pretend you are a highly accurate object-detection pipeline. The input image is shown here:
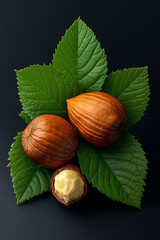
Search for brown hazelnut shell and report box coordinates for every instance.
[50,164,88,205]
[67,92,128,147]
[22,114,79,169]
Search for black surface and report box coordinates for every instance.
[0,0,160,239]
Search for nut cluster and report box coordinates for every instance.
[22,92,128,205]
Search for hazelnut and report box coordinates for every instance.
[22,114,78,168]
[50,164,88,205]
[67,92,128,147]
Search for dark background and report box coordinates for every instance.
[0,0,159,239]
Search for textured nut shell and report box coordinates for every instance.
[22,115,78,168]
[50,164,88,205]
[67,92,128,147]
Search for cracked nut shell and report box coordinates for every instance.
[50,164,88,205]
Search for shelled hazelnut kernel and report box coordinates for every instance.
[51,164,88,205]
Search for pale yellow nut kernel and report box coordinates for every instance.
[54,169,84,203]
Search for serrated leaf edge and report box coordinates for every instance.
[53,17,108,92]
[8,132,52,204]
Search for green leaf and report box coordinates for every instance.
[77,132,148,209]
[19,111,31,123]
[8,132,52,204]
[53,18,107,93]
[16,64,79,121]
[102,67,150,128]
